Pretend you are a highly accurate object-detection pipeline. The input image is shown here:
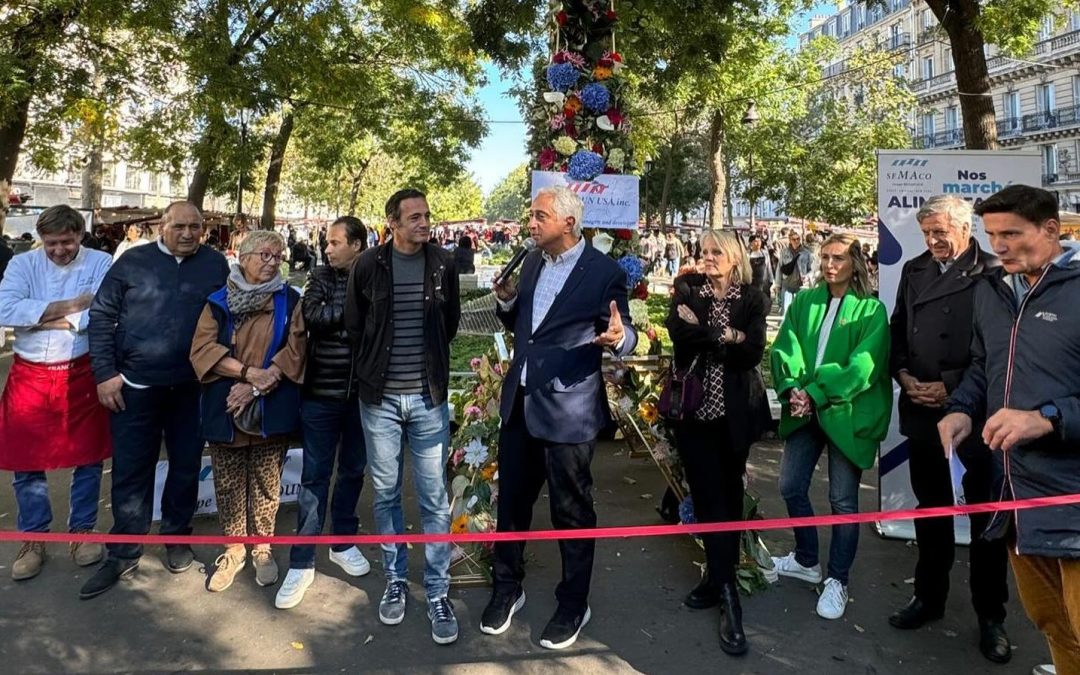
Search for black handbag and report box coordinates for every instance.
[658,356,704,421]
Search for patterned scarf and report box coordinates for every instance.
[225,262,283,324]
[696,281,742,421]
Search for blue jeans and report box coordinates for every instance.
[290,397,367,569]
[13,463,104,532]
[779,421,862,585]
[666,258,680,276]
[360,394,451,599]
[781,288,800,316]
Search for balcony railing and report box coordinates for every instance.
[1021,103,1080,133]
[878,32,912,51]
[1044,171,1080,185]
[914,129,964,149]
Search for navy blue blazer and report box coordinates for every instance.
[496,243,637,444]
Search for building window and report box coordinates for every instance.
[841,12,850,35]
[921,9,933,31]
[923,56,935,79]
[1005,91,1021,123]
[1072,10,1080,32]
[102,162,116,188]
[124,167,140,191]
[1038,15,1054,41]
[944,48,953,71]
[945,106,959,131]
[921,112,936,137]
[894,62,907,79]
[1044,144,1058,177]
[1037,82,1056,113]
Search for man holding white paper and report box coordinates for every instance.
[888,195,1012,664]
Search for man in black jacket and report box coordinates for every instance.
[276,216,369,610]
[81,201,229,599]
[940,185,1080,674]
[344,189,460,644]
[887,195,1012,663]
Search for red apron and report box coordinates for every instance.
[0,354,112,471]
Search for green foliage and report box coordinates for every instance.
[428,174,484,222]
[484,162,530,223]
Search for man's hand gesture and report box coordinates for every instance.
[593,300,625,349]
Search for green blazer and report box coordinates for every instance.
[770,284,892,469]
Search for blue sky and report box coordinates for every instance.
[465,3,835,196]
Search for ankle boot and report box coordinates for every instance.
[718,582,748,656]
[684,571,720,609]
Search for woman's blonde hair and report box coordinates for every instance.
[819,233,872,297]
[238,229,285,257]
[699,229,752,285]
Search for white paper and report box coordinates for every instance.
[948,444,967,506]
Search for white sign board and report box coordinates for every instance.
[876,149,1041,541]
[531,171,639,230]
[152,447,304,521]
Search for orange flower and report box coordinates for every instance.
[451,514,469,534]
[481,463,498,481]
[565,95,583,113]
[638,401,659,424]
[593,66,613,81]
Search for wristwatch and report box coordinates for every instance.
[252,386,262,398]
[1039,403,1062,434]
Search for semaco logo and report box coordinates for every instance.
[1035,311,1058,323]
[890,158,929,167]
[565,181,608,195]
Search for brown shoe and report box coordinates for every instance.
[70,530,104,567]
[12,542,46,581]
[252,548,278,587]
[208,551,246,593]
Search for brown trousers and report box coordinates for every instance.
[210,441,287,550]
[1010,549,1080,675]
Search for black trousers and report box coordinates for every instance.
[908,435,1009,622]
[493,388,597,612]
[107,382,204,561]
[674,417,747,584]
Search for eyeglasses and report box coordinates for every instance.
[246,251,284,263]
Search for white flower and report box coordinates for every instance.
[592,232,614,254]
[618,396,634,413]
[466,495,479,510]
[596,115,616,131]
[463,438,489,468]
[543,91,566,106]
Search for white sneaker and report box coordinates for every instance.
[816,578,849,620]
[275,568,315,609]
[329,547,371,577]
[1032,666,1056,675]
[771,552,823,584]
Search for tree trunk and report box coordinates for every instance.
[81,146,103,209]
[659,136,677,230]
[346,159,371,216]
[724,147,735,228]
[261,110,294,230]
[708,108,726,228]
[0,6,80,188]
[928,0,997,149]
[186,153,213,210]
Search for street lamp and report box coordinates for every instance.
[741,100,759,232]
[643,157,654,230]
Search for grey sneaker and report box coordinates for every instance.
[252,549,278,587]
[428,596,459,645]
[379,580,409,625]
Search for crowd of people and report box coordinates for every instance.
[0,183,1076,673]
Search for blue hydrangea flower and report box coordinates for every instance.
[618,254,645,287]
[567,150,605,181]
[679,495,697,525]
[580,83,611,112]
[546,63,580,92]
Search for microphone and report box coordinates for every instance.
[494,238,536,285]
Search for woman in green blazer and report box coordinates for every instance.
[769,233,891,621]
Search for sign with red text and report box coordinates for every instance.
[531,171,639,230]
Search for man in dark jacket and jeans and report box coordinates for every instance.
[276,216,370,610]
[888,195,1012,663]
[939,185,1080,674]
[81,201,228,599]
[345,189,460,644]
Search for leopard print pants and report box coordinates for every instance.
[210,441,288,542]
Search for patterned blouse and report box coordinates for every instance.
[695,282,742,421]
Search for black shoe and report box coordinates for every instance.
[979,618,1012,664]
[718,583,748,656]
[888,596,945,629]
[479,587,526,635]
[684,574,720,609]
[164,544,194,574]
[539,604,591,650]
[79,558,138,600]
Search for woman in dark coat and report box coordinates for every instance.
[453,235,475,274]
[665,228,771,656]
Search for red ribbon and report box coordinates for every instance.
[5,493,1079,547]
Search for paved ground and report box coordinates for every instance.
[0,345,1052,674]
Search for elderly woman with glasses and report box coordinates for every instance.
[190,230,306,592]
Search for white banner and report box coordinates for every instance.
[875,149,1041,541]
[531,171,640,230]
[152,447,303,521]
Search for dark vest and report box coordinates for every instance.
[199,285,301,443]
